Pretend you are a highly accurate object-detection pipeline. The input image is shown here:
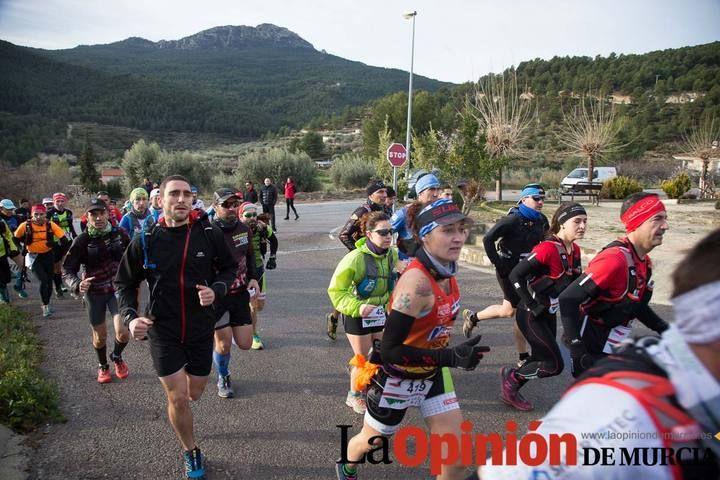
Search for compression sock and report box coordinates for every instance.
[95,345,108,367]
[342,464,357,477]
[112,340,128,359]
[213,351,231,377]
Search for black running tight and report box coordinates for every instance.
[31,252,55,305]
[515,308,564,380]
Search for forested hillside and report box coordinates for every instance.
[0,24,448,165]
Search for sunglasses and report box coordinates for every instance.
[243,212,257,218]
[531,196,545,202]
[372,228,394,236]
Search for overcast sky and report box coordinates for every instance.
[1,0,718,84]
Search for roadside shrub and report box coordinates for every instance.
[601,176,643,199]
[329,154,375,189]
[660,172,692,199]
[0,305,63,432]
[233,148,321,192]
[158,150,213,193]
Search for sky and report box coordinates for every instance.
[1,0,719,84]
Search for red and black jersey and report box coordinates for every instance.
[582,238,652,317]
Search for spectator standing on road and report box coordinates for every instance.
[559,192,670,377]
[328,211,398,414]
[143,177,154,195]
[210,190,259,398]
[119,188,154,241]
[47,192,76,298]
[63,199,131,384]
[500,202,587,411]
[115,175,237,480]
[336,199,490,480]
[260,177,278,231]
[327,181,388,340]
[238,202,278,350]
[474,228,720,480]
[283,176,299,220]
[462,183,549,368]
[244,181,259,204]
[15,204,68,317]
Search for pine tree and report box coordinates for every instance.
[79,137,101,193]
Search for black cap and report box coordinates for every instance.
[366,181,386,197]
[214,188,240,204]
[86,198,107,213]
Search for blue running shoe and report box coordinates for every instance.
[183,447,206,479]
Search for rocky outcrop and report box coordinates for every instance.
[154,24,314,50]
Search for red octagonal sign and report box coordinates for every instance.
[386,143,407,168]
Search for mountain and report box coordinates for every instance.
[0,24,450,164]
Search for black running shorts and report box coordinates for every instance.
[214,289,252,329]
[341,313,385,336]
[496,271,521,307]
[149,334,213,378]
[84,292,119,327]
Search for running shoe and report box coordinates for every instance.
[183,447,206,479]
[42,305,52,318]
[111,356,129,379]
[97,365,112,384]
[499,367,533,411]
[217,375,234,398]
[251,335,264,350]
[462,309,477,338]
[335,462,358,480]
[13,284,28,298]
[345,391,366,414]
[326,313,338,340]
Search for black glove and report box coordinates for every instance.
[526,301,546,317]
[266,255,277,270]
[447,336,491,370]
[569,339,593,378]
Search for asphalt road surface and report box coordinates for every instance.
[21,200,672,479]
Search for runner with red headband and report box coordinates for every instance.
[558,192,670,377]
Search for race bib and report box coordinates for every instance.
[603,323,633,354]
[361,306,386,328]
[379,376,433,410]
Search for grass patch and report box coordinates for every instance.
[0,304,63,432]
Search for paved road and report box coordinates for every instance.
[21,200,672,479]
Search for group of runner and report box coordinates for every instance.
[328,178,717,480]
[1,175,717,479]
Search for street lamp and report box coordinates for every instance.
[403,11,417,172]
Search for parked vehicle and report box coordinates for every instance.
[560,166,617,191]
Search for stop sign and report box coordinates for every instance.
[386,143,407,168]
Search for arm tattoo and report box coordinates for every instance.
[415,278,433,297]
[395,292,412,312]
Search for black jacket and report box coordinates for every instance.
[114,211,237,343]
[338,200,384,251]
[244,188,259,204]
[63,227,130,295]
[483,207,548,275]
[260,184,278,206]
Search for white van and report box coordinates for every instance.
[561,166,617,191]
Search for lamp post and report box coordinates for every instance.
[403,11,417,173]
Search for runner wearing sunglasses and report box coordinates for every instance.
[328,211,398,414]
[239,202,278,350]
[462,183,549,368]
[335,199,490,480]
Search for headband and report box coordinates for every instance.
[417,199,466,238]
[31,204,47,214]
[621,194,665,233]
[52,193,66,202]
[672,279,720,344]
[556,204,587,226]
[519,185,545,199]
